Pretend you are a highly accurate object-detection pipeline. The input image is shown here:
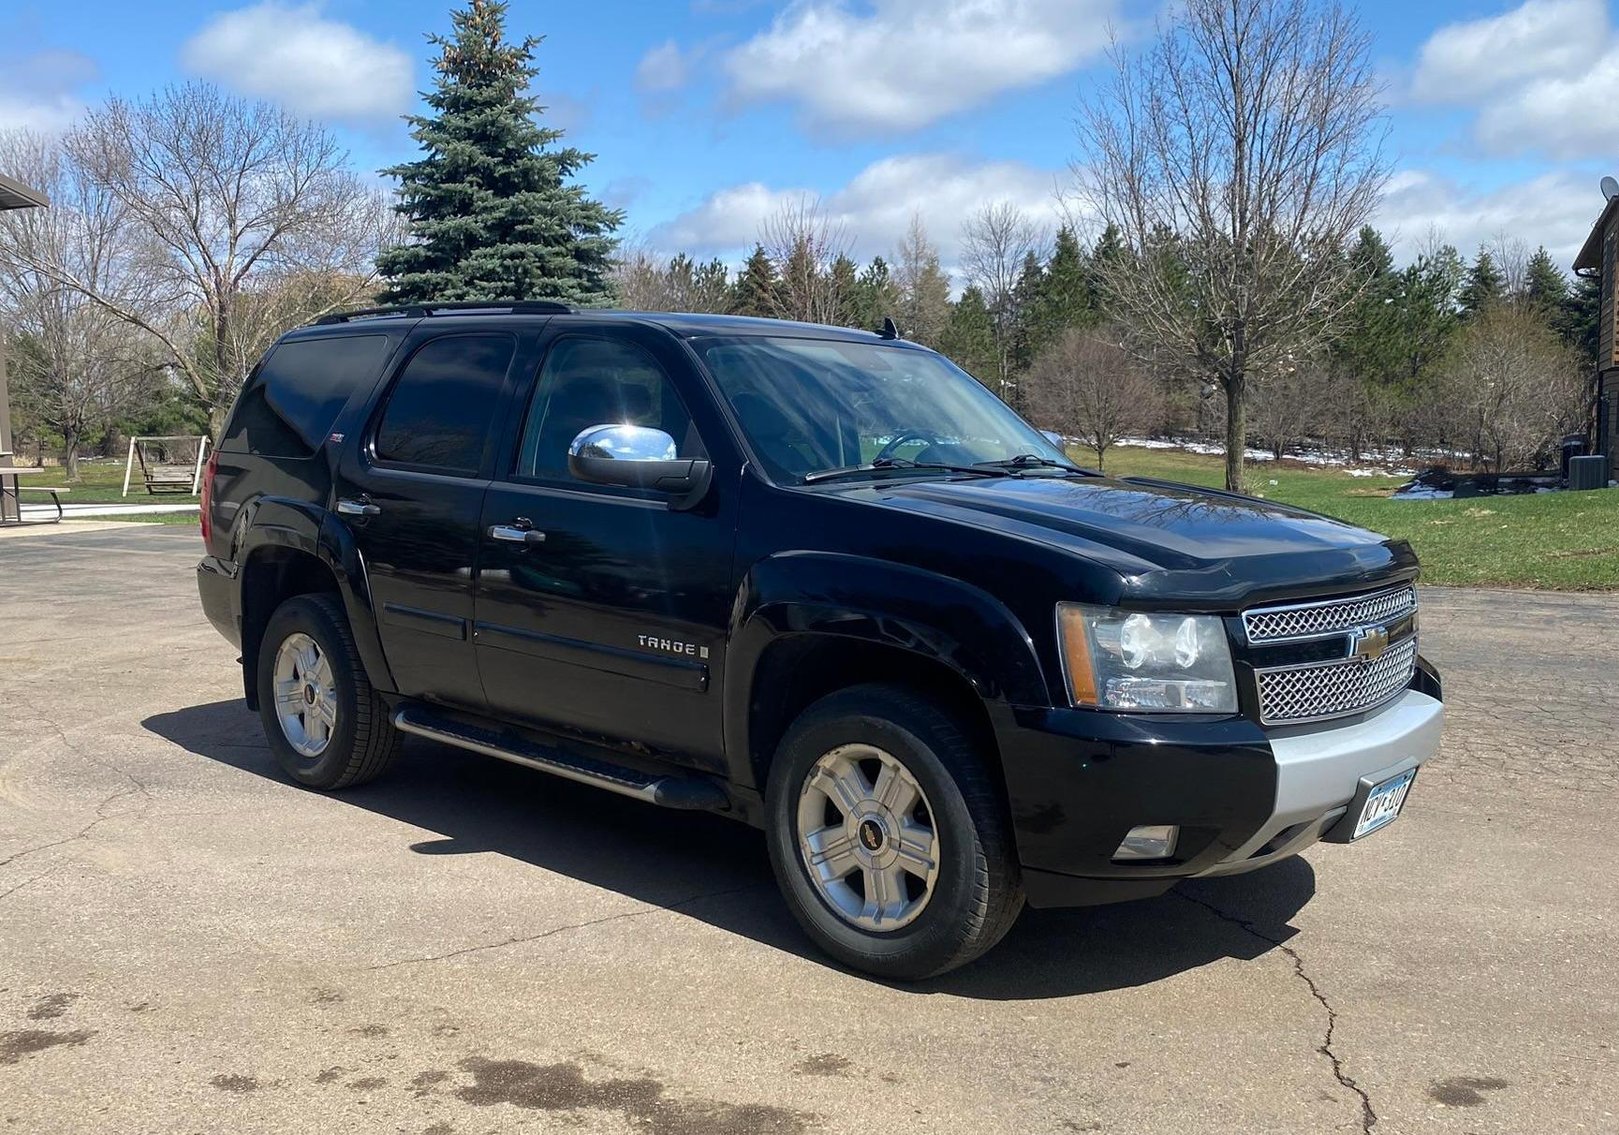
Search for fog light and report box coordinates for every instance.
[1113,824,1179,860]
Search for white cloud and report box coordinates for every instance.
[1476,49,1619,157]
[180,2,412,124]
[647,152,1067,269]
[1374,168,1603,267]
[722,0,1119,134]
[1411,0,1605,103]
[1411,0,1619,159]
[0,50,98,134]
[636,41,692,94]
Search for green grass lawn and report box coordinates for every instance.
[1088,444,1619,590]
[28,456,200,504]
[41,447,1619,588]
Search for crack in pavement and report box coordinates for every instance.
[0,699,155,876]
[1178,892,1378,1134]
[365,884,770,971]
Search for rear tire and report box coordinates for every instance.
[764,683,1024,980]
[256,593,400,790]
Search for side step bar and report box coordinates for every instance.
[392,703,729,812]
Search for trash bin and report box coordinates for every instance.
[1561,434,1587,481]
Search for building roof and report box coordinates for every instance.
[0,172,48,211]
[1574,195,1619,274]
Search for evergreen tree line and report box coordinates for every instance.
[610,218,1598,472]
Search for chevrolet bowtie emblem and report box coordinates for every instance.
[1347,625,1390,662]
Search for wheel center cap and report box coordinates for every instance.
[857,818,886,852]
[304,684,317,705]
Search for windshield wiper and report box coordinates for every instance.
[802,457,1011,485]
[974,454,1099,476]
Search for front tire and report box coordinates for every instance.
[256,593,400,790]
[765,684,1024,980]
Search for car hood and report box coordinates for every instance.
[854,474,1415,605]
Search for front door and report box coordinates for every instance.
[473,323,738,768]
[336,330,523,709]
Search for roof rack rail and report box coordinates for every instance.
[313,300,575,325]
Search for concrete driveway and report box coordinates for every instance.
[1,524,1614,1135]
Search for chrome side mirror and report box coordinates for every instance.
[567,424,713,509]
[569,423,679,464]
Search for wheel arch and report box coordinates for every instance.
[724,552,1047,796]
[236,499,394,708]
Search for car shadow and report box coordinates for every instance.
[143,700,1317,1000]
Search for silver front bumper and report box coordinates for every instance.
[1197,689,1444,877]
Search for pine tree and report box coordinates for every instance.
[377,0,622,305]
[1524,246,1568,314]
[829,253,860,325]
[729,244,779,317]
[1335,226,1400,386]
[1024,226,1093,359]
[1458,248,1505,318]
[849,256,897,331]
[1087,223,1127,317]
[1566,270,1601,368]
[940,287,999,391]
[1394,245,1464,383]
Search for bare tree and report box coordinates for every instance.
[1248,359,1335,461]
[760,195,852,325]
[1024,326,1162,471]
[1074,0,1388,490]
[892,213,951,348]
[959,202,1045,403]
[1437,303,1584,472]
[0,131,160,478]
[0,84,395,435]
[611,246,674,310]
[612,247,734,314]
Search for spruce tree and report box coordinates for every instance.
[1566,270,1601,368]
[1024,226,1093,359]
[940,287,999,390]
[1458,249,1504,318]
[730,244,780,317]
[377,0,622,305]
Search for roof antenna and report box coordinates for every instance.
[878,316,901,340]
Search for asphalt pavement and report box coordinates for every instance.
[0,524,1614,1134]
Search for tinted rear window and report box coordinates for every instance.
[223,335,390,457]
[373,334,515,473]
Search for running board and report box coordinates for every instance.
[391,704,729,811]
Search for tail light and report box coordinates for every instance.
[199,448,220,544]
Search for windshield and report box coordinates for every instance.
[696,336,1068,483]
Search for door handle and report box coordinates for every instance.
[337,497,381,517]
[489,524,546,545]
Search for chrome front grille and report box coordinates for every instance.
[1242,585,1417,644]
[1243,585,1419,724]
[1255,638,1418,725]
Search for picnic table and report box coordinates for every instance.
[0,465,68,523]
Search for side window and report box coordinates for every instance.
[223,335,389,457]
[515,336,701,483]
[374,334,516,473]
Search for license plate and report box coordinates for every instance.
[1353,769,1416,839]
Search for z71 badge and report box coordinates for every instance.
[638,634,710,660]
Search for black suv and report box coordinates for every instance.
[198,302,1444,979]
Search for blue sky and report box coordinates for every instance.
[3,0,1615,272]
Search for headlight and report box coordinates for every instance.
[1057,604,1237,712]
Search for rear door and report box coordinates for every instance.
[335,329,527,709]
[472,321,739,768]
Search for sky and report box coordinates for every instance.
[3,0,1617,276]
